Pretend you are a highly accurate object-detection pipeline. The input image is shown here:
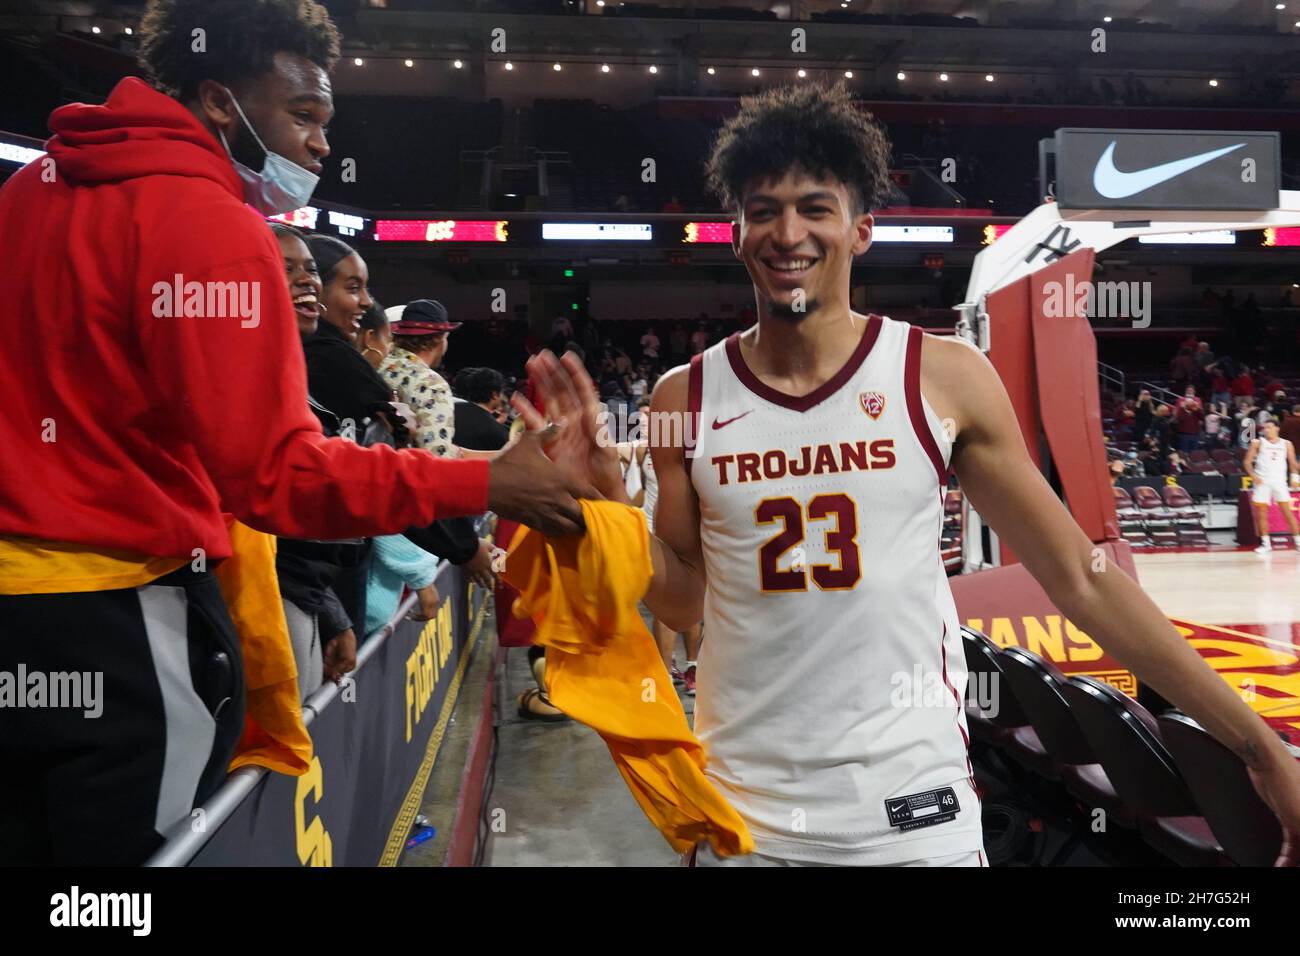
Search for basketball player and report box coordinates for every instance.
[520,85,1300,866]
[1243,418,1300,554]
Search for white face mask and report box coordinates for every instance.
[216,87,320,216]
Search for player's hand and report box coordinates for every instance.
[1247,753,1300,865]
[515,351,628,504]
[487,426,595,536]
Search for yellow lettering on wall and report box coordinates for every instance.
[965,618,984,635]
[1064,619,1104,662]
[295,756,333,867]
[989,617,1019,648]
[1022,615,1065,661]
[404,618,440,742]
[404,653,418,742]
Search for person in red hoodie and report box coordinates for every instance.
[0,0,590,866]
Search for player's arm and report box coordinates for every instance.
[1243,439,1259,482]
[923,337,1300,806]
[1288,441,1298,480]
[642,365,708,632]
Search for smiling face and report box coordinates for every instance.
[732,167,873,322]
[321,252,372,344]
[201,52,333,176]
[276,232,322,336]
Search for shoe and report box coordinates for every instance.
[517,687,568,722]
[1255,541,1272,554]
[684,664,697,697]
[670,658,685,685]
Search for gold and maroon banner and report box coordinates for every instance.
[950,540,1136,694]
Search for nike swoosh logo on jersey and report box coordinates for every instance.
[1092,141,1245,199]
[712,410,753,430]
[889,802,906,813]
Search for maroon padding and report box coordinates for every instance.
[445,646,506,867]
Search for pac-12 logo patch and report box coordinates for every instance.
[859,391,886,420]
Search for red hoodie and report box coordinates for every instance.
[0,78,488,562]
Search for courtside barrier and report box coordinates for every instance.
[145,555,488,867]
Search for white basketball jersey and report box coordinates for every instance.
[1255,438,1290,484]
[640,445,659,534]
[686,314,982,864]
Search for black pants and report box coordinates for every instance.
[0,566,245,865]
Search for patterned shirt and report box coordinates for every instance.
[380,346,455,457]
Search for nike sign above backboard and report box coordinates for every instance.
[1055,129,1279,211]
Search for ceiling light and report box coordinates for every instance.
[707,67,716,75]
[797,69,807,78]
[897,71,906,80]
[453,59,463,69]
[1208,78,1219,86]
[354,57,364,66]
[404,59,414,67]
[985,73,994,82]
[751,68,760,77]
[939,72,949,81]
[504,61,513,70]
[649,65,658,74]
[125,27,133,35]
[844,70,854,78]
[553,63,562,71]
[91,25,101,34]
[601,64,610,73]
[1103,15,1113,22]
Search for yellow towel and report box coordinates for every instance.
[215,518,314,776]
[503,500,753,858]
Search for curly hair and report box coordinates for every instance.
[138,0,340,100]
[705,83,892,215]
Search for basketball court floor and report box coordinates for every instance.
[482,540,1300,866]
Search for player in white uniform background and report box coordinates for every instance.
[518,85,1300,865]
[1243,418,1300,554]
